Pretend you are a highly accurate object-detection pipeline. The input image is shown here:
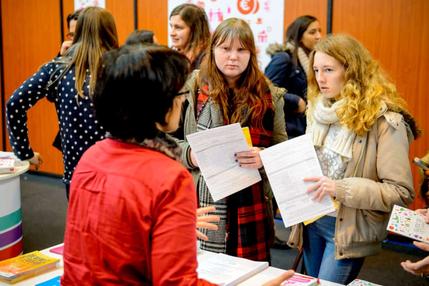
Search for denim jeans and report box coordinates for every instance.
[303,216,365,285]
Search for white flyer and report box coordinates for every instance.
[186,123,261,201]
[260,134,335,227]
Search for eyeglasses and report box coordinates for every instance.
[176,90,189,97]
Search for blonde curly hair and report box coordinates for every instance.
[307,34,413,136]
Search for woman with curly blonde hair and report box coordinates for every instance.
[288,34,420,284]
[176,18,287,261]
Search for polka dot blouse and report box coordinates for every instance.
[6,58,105,184]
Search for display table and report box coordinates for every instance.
[0,244,344,286]
[0,152,30,261]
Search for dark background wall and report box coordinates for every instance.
[1,0,428,209]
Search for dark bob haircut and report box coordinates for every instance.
[93,44,190,141]
[125,29,155,45]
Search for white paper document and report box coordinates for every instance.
[186,123,261,201]
[197,251,268,286]
[260,134,335,227]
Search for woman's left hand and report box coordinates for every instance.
[196,206,220,241]
[235,147,263,169]
[304,176,336,201]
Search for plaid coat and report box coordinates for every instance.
[178,70,287,261]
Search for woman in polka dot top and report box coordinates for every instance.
[6,7,119,198]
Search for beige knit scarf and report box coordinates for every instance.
[308,98,356,159]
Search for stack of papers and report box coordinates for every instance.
[197,251,268,285]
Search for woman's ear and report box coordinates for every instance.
[155,122,165,132]
[155,106,174,133]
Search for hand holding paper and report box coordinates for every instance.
[304,176,337,201]
[259,134,335,227]
[186,123,261,201]
[235,147,263,169]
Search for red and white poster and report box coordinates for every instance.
[74,0,105,10]
[168,0,284,70]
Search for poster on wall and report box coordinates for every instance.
[74,0,105,10]
[168,0,284,70]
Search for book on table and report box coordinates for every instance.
[0,251,59,284]
[280,272,318,285]
[239,267,318,286]
[197,251,269,285]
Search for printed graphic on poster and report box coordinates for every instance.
[168,0,284,70]
[74,0,105,10]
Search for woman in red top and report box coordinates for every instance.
[61,44,215,285]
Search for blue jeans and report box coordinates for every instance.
[303,216,365,285]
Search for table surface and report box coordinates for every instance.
[0,245,63,286]
[0,244,343,286]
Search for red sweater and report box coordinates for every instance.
[61,139,215,285]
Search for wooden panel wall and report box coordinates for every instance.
[333,0,429,209]
[0,0,136,177]
[62,0,135,45]
[106,0,135,45]
[284,0,327,35]
[1,0,63,174]
[138,0,169,45]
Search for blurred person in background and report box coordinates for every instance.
[265,15,321,138]
[169,3,210,70]
[6,7,119,199]
[125,29,159,45]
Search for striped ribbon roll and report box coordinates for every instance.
[0,239,23,260]
[0,176,23,261]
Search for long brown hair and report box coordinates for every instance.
[69,7,118,97]
[169,4,210,64]
[199,18,270,128]
[286,15,318,65]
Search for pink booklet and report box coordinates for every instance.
[282,273,318,285]
[49,245,64,255]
